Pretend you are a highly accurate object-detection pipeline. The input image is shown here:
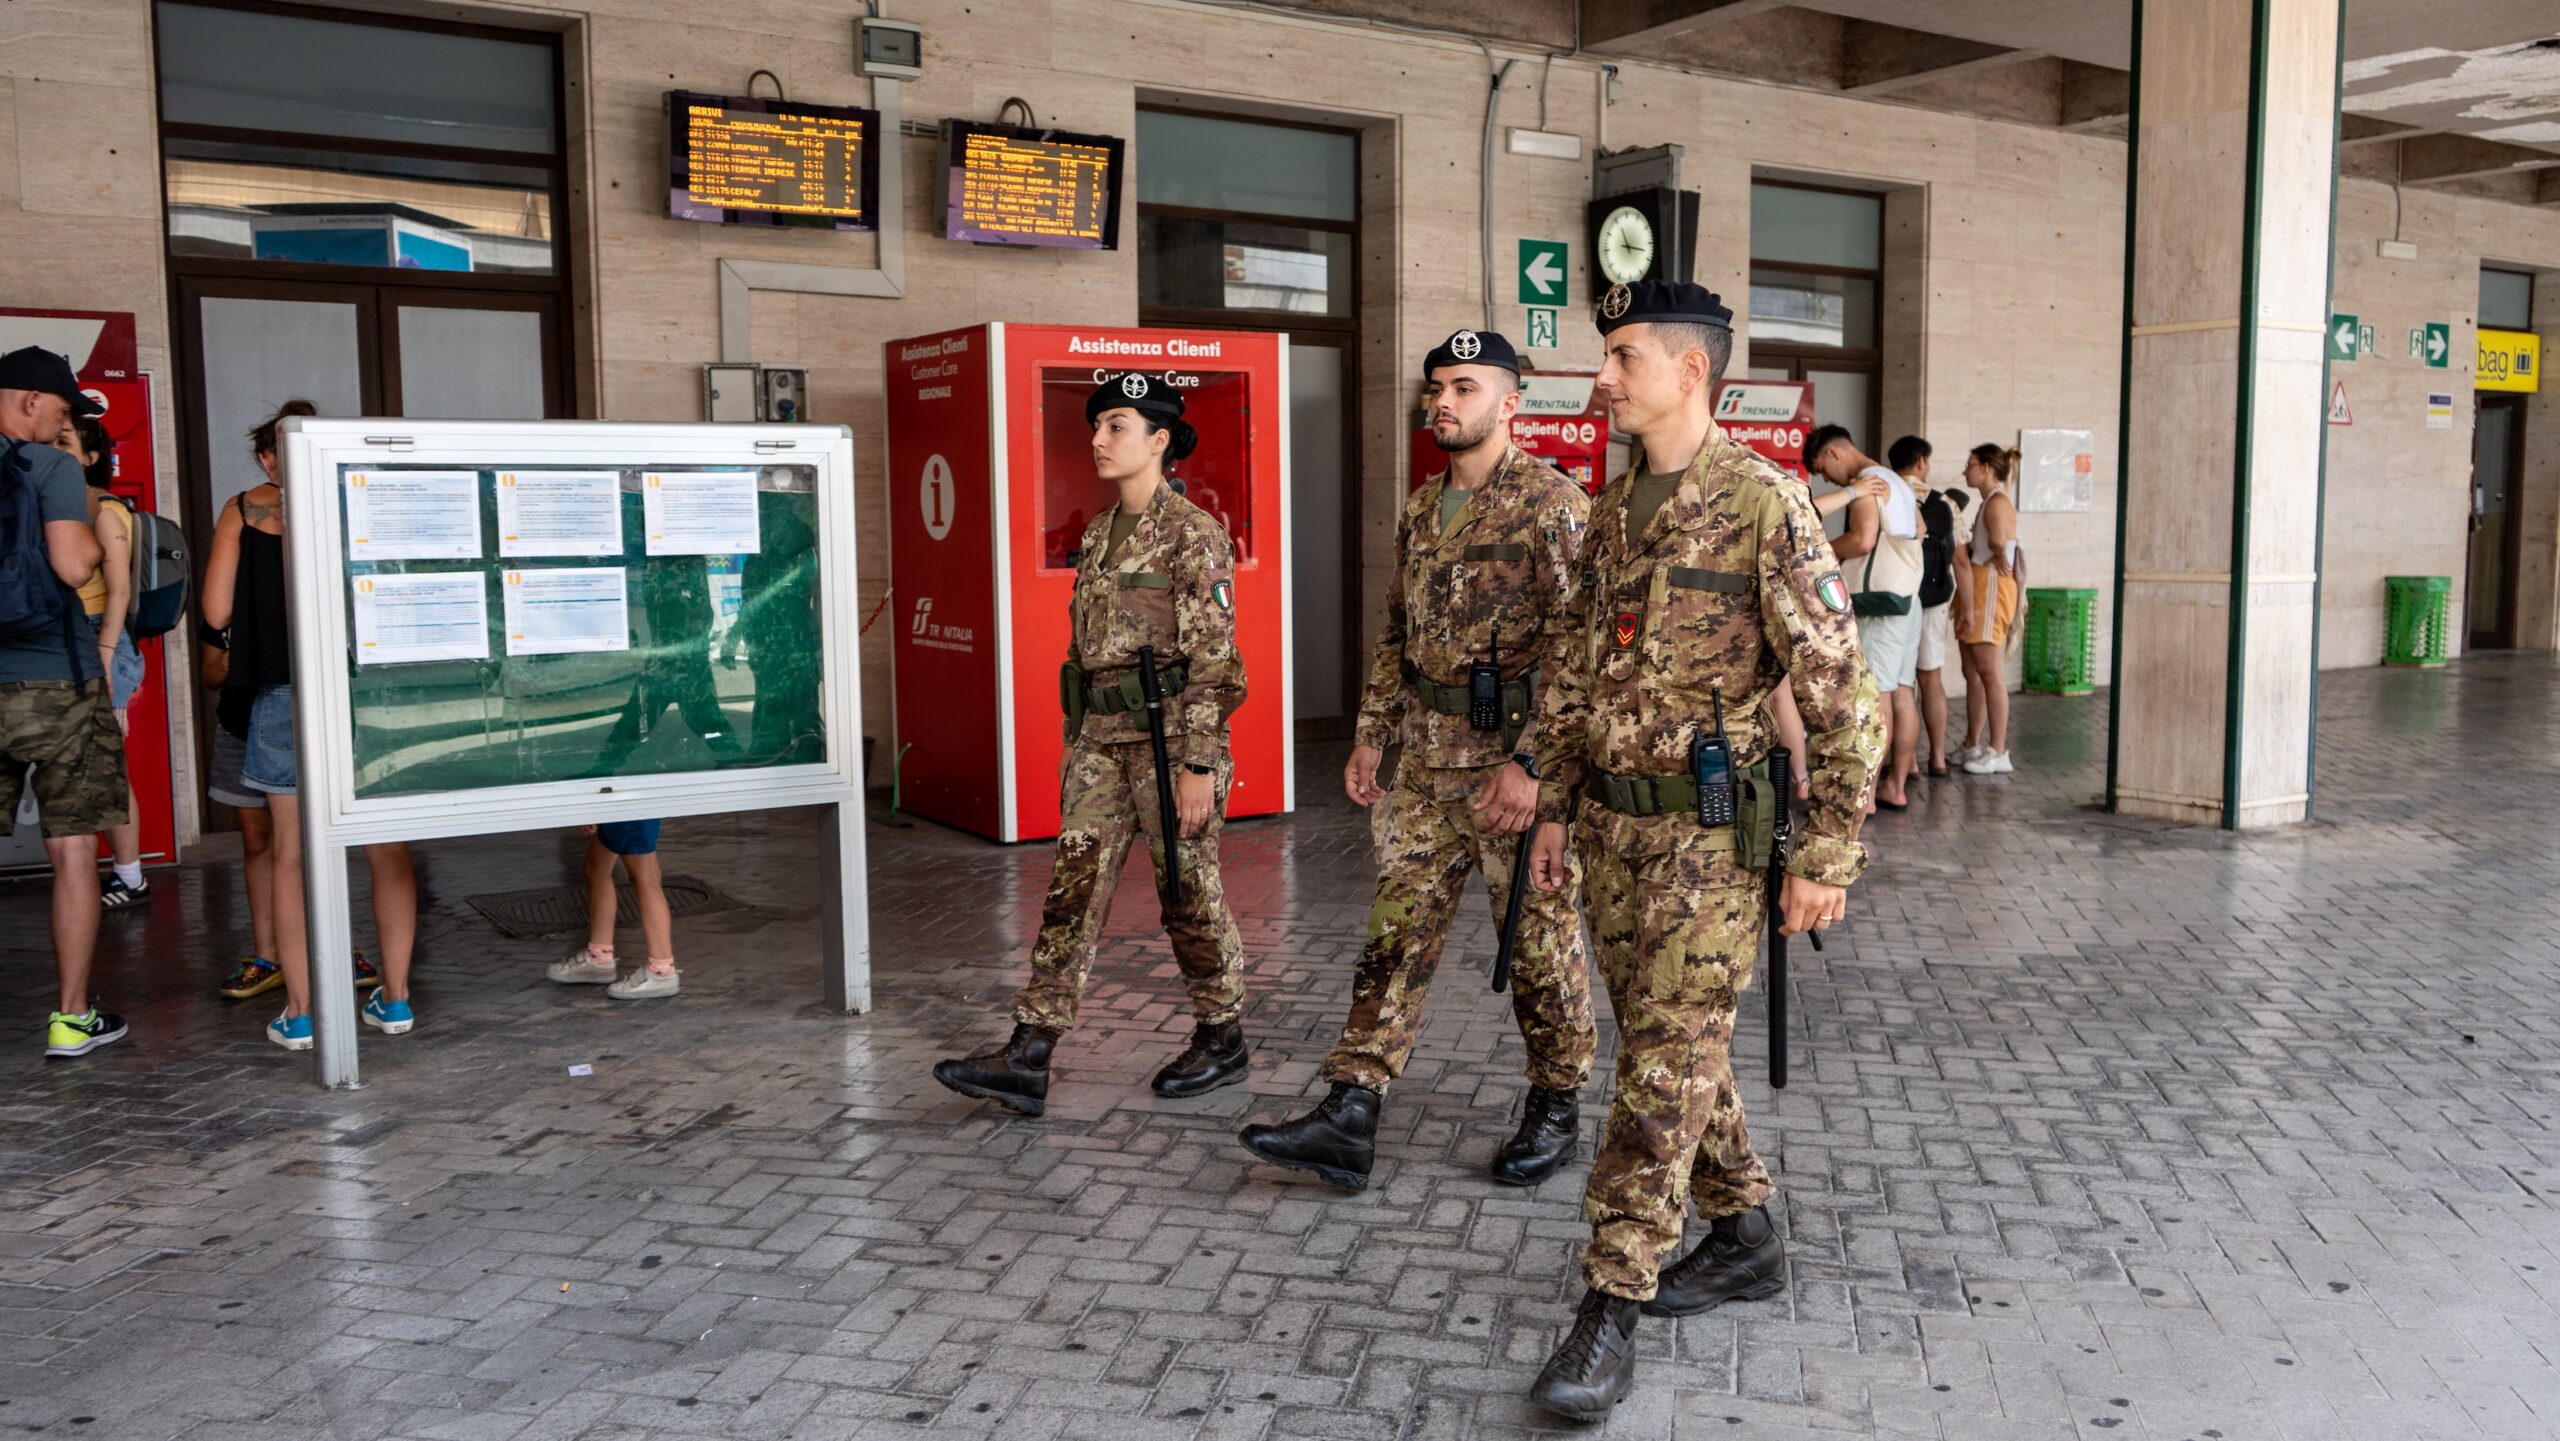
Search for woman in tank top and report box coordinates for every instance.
[1953,443,2020,774]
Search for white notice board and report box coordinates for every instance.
[2017,428,2095,513]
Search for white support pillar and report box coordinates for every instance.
[2108,0,2342,829]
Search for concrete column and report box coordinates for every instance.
[2108,0,2341,829]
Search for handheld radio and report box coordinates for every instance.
[1468,628,1504,732]
[1692,685,1736,828]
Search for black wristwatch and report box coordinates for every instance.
[1511,752,1540,778]
[1182,762,1214,776]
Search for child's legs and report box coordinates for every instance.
[107,709,139,867]
[364,843,417,998]
[618,852,674,964]
[583,839,620,950]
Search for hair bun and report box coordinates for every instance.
[1167,420,1199,463]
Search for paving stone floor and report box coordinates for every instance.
[2,656,2558,1440]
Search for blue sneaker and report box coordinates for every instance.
[361,993,414,1035]
[267,1011,313,1051]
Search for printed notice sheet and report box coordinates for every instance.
[345,470,483,561]
[642,469,762,556]
[503,568,630,656]
[497,470,623,558]
[352,573,489,666]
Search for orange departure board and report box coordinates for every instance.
[666,91,879,231]
[941,121,1124,250]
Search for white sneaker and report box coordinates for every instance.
[1953,745,1983,765]
[1962,750,2013,775]
[607,966,680,1001]
[548,949,618,985]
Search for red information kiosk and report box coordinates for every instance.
[883,324,1292,843]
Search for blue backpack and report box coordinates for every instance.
[0,440,83,663]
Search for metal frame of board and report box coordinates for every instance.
[277,418,869,1089]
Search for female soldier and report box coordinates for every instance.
[933,373,1250,1114]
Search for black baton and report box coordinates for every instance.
[1766,746,1794,1089]
[1137,646,1184,909]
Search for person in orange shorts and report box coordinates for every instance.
[1952,443,2020,774]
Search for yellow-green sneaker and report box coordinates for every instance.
[46,1009,127,1059]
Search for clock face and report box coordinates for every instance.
[1598,205,1656,283]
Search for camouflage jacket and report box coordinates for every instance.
[1067,481,1247,766]
[1530,420,1883,886]
[1353,444,1589,769]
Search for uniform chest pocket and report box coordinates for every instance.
[1449,541,1532,625]
[1112,570,1179,646]
[1654,564,1757,691]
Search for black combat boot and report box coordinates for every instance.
[1530,1287,1641,1421]
[1151,1020,1249,1098]
[1490,1085,1581,1186]
[932,1023,1055,1116]
[1237,1082,1379,1191]
[1641,1203,1785,1317]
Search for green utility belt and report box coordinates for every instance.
[1399,658,1535,749]
[1061,659,1191,741]
[1585,757,1782,866]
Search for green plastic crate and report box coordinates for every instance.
[2022,588,2097,695]
[2383,575,2451,667]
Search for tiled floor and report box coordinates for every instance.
[3,656,2558,1440]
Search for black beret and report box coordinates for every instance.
[1594,280,1733,335]
[1422,328,1519,376]
[1086,372,1186,428]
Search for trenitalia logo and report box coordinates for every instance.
[911,596,934,635]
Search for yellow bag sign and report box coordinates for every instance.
[2477,329,2540,393]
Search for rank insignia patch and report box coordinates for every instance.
[1612,609,1641,649]
[1816,572,1850,613]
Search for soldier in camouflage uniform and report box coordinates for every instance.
[1522,282,1884,1422]
[1238,329,1596,1192]
[933,373,1251,1116]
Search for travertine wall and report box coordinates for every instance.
[4,0,2556,842]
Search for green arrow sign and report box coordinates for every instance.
[2328,313,2360,361]
[2424,322,2449,368]
[1518,239,1568,305]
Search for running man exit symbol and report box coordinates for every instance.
[1525,308,1558,349]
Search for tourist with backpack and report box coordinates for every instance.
[1907,439,1972,777]
[54,415,149,909]
[0,347,128,1059]
[1811,425,1923,812]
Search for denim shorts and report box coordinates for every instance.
[241,684,298,796]
[206,722,265,810]
[85,615,146,711]
[594,819,662,856]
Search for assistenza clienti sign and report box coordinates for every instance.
[2477,329,2540,394]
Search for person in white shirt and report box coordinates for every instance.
[1810,426,1922,811]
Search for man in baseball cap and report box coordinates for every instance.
[0,345,126,1063]
[0,347,105,430]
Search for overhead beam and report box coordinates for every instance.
[2337,114,2425,148]
[2398,133,2560,187]
[1841,18,2038,96]
[1581,0,1788,51]
[2057,61,2130,132]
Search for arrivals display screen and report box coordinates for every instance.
[666,91,879,231]
[941,121,1123,249]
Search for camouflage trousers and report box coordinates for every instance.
[1321,762,1595,1094]
[1011,740,1246,1034]
[1575,805,1774,1300]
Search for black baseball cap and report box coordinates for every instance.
[0,346,102,417]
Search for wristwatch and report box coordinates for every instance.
[1510,752,1540,778]
[1182,762,1214,776]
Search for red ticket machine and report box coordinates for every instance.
[0,309,175,866]
[1409,370,1611,494]
[1711,379,1816,477]
[884,324,1292,843]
